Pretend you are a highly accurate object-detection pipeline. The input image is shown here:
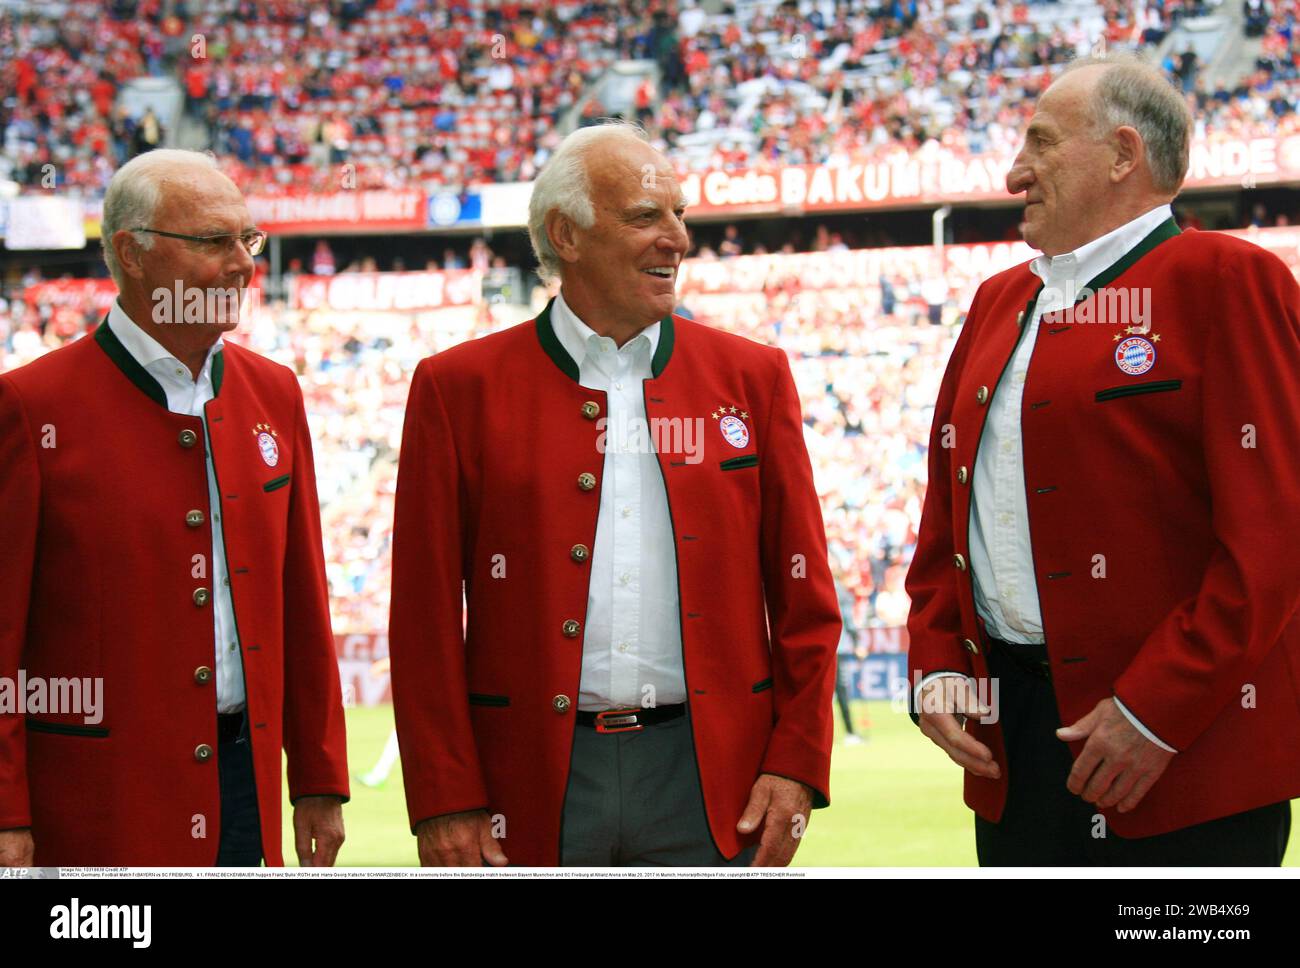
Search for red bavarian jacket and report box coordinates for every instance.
[0,322,349,866]
[907,219,1300,836]
[388,300,840,865]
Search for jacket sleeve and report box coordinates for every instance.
[0,376,38,830]
[280,373,350,803]
[904,285,986,713]
[1114,244,1300,750]
[388,359,488,830]
[756,349,841,808]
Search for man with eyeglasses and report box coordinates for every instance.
[0,149,349,867]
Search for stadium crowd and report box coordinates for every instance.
[3,0,1298,196]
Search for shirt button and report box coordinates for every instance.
[615,381,623,390]
[1001,441,1012,453]
[618,642,629,653]
[619,572,631,585]
[1014,372,1026,385]
[621,507,631,517]
[229,642,237,653]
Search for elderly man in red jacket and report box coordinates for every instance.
[389,121,840,866]
[0,149,349,867]
[907,53,1300,864]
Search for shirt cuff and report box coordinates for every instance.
[913,670,971,713]
[1113,696,1178,753]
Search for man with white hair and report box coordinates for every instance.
[908,54,1300,864]
[389,122,840,866]
[0,149,349,867]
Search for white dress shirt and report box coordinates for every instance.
[922,205,1177,751]
[107,302,246,713]
[551,291,686,711]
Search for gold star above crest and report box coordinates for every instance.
[1113,333,1122,341]
[711,410,720,419]
[740,410,749,420]
[728,406,738,414]
[1151,333,1161,342]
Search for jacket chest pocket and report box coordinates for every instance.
[1095,379,1182,403]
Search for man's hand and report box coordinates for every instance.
[916,675,1001,779]
[293,796,345,867]
[415,809,508,867]
[737,773,814,867]
[0,829,34,868]
[1058,698,1174,813]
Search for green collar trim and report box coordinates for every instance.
[534,297,675,382]
[650,313,674,378]
[212,348,225,396]
[534,299,579,382]
[1079,215,1181,297]
[94,318,168,409]
[93,317,226,405]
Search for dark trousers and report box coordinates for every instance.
[834,656,857,735]
[559,705,757,866]
[975,639,1291,866]
[214,712,263,866]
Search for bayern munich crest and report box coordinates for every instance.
[711,404,751,449]
[1114,336,1156,376]
[253,422,280,466]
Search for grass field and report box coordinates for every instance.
[282,701,1297,867]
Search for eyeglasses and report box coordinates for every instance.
[132,228,268,257]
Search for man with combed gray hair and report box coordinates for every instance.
[390,121,841,866]
[0,149,350,867]
[907,54,1300,864]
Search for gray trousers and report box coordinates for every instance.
[559,707,758,866]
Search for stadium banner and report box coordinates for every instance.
[676,134,1300,216]
[479,181,534,228]
[2,195,86,250]
[427,189,483,229]
[23,278,119,315]
[336,632,391,708]
[842,653,909,702]
[82,196,104,240]
[292,268,483,311]
[247,189,426,234]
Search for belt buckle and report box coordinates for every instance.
[595,709,644,734]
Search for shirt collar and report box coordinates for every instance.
[107,299,223,384]
[552,289,660,366]
[1029,203,1174,287]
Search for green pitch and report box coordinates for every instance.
[283,701,1297,867]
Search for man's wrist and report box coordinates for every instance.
[1112,695,1179,753]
